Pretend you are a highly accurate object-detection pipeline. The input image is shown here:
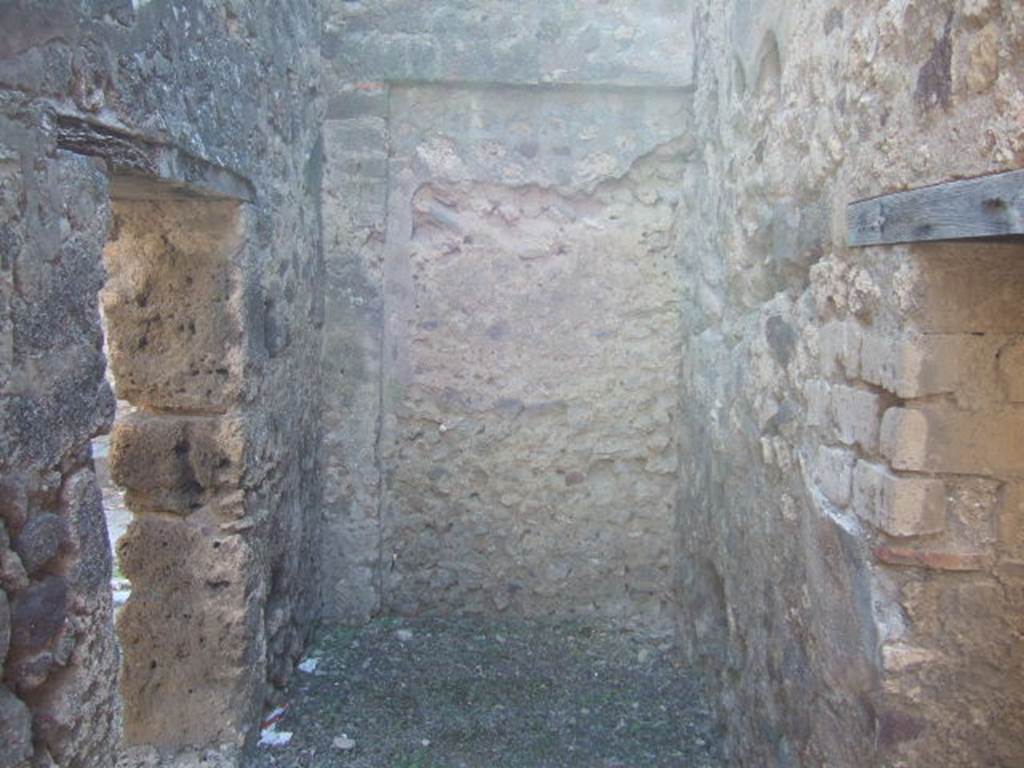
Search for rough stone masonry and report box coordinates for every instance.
[1,1,1023,767]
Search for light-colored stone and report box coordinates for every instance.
[117,516,264,748]
[818,319,862,379]
[882,405,1024,476]
[852,462,946,537]
[880,408,930,471]
[859,334,925,399]
[101,200,244,413]
[831,386,882,452]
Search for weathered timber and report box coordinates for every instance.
[55,114,255,202]
[848,168,1024,246]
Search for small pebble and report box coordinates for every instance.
[396,629,414,642]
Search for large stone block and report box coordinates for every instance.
[101,200,244,413]
[881,405,1024,476]
[117,516,264,748]
[859,334,925,398]
[874,544,987,571]
[879,408,931,471]
[831,385,882,452]
[852,461,946,537]
[818,319,862,379]
[110,413,246,517]
[323,0,695,88]
[862,334,1006,405]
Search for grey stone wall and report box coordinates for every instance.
[319,0,696,628]
[677,1,1024,765]
[0,0,324,763]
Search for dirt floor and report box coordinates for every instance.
[250,617,721,768]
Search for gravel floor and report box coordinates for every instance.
[250,617,721,768]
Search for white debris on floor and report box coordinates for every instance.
[297,657,319,673]
[258,707,292,748]
[258,726,293,748]
[333,734,356,751]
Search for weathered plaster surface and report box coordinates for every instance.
[376,86,692,629]
[319,1,697,627]
[322,0,695,88]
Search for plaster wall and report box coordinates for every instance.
[319,0,697,629]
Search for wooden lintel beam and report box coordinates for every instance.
[848,168,1024,247]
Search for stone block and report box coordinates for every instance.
[102,199,243,413]
[855,332,1007,401]
[859,334,927,398]
[325,88,389,120]
[819,319,862,379]
[814,446,854,507]
[831,386,881,452]
[7,646,63,693]
[10,575,67,651]
[117,515,264,748]
[881,642,939,673]
[882,405,1024,475]
[852,461,946,537]
[915,243,1024,334]
[111,412,245,516]
[880,408,930,471]
[13,512,67,575]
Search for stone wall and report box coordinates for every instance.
[319,0,696,628]
[0,0,324,764]
[1,2,1022,766]
[676,0,1024,765]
